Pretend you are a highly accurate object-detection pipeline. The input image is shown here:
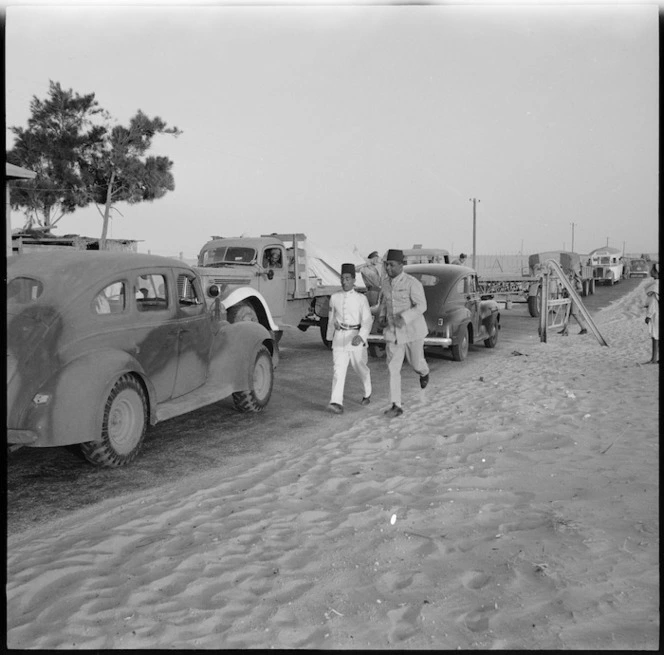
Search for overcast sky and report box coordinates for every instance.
[4,1,659,259]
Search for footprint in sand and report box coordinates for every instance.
[461,569,492,590]
[460,602,496,632]
[387,603,422,642]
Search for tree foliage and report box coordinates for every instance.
[8,80,182,248]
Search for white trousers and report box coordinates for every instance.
[386,339,429,407]
[330,343,372,405]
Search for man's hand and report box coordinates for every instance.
[377,316,388,328]
[393,314,405,328]
[351,335,364,347]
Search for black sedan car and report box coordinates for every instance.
[367,264,501,361]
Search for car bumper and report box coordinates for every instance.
[366,334,453,348]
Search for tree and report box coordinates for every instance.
[8,81,182,248]
[8,80,107,230]
[81,110,181,249]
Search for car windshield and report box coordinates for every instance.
[7,276,44,304]
[199,246,257,267]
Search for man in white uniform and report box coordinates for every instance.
[326,263,373,414]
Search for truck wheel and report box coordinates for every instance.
[228,302,258,323]
[451,326,469,361]
[80,374,147,467]
[368,343,386,359]
[233,346,274,412]
[484,320,499,348]
[527,292,541,318]
[589,279,595,295]
[319,317,332,349]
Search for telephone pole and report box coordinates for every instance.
[469,198,480,269]
[570,222,575,252]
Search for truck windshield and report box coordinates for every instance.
[199,246,257,266]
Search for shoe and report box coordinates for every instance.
[327,403,344,414]
[419,373,429,389]
[578,328,588,335]
[557,328,568,335]
[384,403,403,417]
[361,396,371,406]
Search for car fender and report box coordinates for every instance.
[213,321,278,389]
[22,349,154,447]
[479,299,500,322]
[221,287,280,332]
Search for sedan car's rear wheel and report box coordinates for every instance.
[80,374,147,467]
[451,326,470,361]
[233,345,274,412]
[484,320,499,348]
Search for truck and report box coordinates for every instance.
[477,250,594,318]
[195,233,351,348]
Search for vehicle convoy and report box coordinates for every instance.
[477,250,594,318]
[7,251,277,467]
[195,232,349,347]
[366,263,500,361]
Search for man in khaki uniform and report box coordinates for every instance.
[377,249,430,417]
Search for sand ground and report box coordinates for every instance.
[6,279,659,650]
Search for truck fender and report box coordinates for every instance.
[527,281,541,298]
[221,287,280,332]
[40,350,155,447]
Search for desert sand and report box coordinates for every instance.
[6,279,659,650]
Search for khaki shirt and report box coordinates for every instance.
[378,271,428,344]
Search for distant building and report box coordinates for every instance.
[11,231,140,255]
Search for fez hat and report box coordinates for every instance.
[367,251,379,259]
[386,249,404,262]
[341,263,356,276]
[459,253,467,259]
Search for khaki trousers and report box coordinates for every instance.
[386,339,429,407]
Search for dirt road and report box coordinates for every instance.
[6,277,642,535]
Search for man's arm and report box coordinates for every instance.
[399,277,427,325]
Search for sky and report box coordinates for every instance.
[4,0,659,261]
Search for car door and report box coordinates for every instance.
[256,245,288,322]
[129,269,180,403]
[172,270,212,398]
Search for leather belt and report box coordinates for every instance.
[339,323,360,330]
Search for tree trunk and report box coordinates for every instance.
[100,170,116,250]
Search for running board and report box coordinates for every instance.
[543,259,608,346]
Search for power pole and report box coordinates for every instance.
[570,222,575,252]
[469,198,480,269]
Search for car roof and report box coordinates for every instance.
[8,251,191,305]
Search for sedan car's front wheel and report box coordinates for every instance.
[80,374,147,467]
[451,326,470,361]
[233,345,274,412]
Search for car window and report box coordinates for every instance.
[455,278,465,296]
[7,276,44,304]
[176,273,202,307]
[93,281,126,315]
[416,274,439,287]
[136,274,169,312]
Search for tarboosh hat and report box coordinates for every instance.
[341,263,356,276]
[386,249,404,262]
[367,251,379,259]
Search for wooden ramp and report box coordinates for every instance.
[540,259,608,347]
